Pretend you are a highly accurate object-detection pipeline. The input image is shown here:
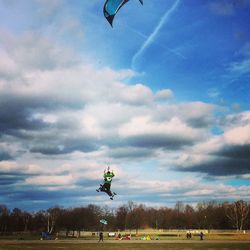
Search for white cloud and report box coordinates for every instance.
[25,174,74,186]
[0,161,20,172]
[30,113,58,124]
[224,125,250,145]
[167,110,250,177]
[25,164,44,174]
[240,174,250,179]
[118,83,153,105]
[119,176,250,201]
[229,59,250,75]
[155,89,174,100]
[0,31,78,75]
[0,49,18,78]
[0,161,42,175]
[119,116,202,141]
[228,43,250,76]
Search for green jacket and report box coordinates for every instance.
[104,172,115,184]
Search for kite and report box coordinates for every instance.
[103,0,143,27]
[100,219,108,225]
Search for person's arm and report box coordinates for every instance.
[104,167,109,176]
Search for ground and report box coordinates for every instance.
[0,240,250,250]
[1,230,250,250]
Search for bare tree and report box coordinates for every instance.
[225,200,249,231]
[115,205,128,230]
[22,212,31,231]
[0,205,10,235]
[47,207,61,234]
[175,201,185,213]
[126,204,146,235]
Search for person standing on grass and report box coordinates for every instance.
[98,231,104,242]
[200,231,204,240]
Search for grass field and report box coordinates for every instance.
[1,230,250,250]
[0,241,250,250]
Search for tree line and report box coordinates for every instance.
[0,200,249,235]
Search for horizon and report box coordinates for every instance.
[0,0,250,211]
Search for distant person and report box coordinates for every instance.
[200,231,204,240]
[186,231,192,239]
[98,231,104,242]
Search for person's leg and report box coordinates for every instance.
[104,183,113,196]
[103,183,110,191]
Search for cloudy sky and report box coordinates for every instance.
[0,0,250,211]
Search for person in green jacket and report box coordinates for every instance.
[96,167,116,200]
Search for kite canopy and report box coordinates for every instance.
[100,219,108,225]
[103,0,143,27]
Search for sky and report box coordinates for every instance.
[0,0,250,211]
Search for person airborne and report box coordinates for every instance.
[96,166,116,200]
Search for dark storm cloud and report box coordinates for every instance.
[13,189,70,201]
[0,174,24,185]
[176,154,250,176]
[5,186,95,204]
[0,170,32,187]
[109,147,155,159]
[2,186,101,211]
[0,90,86,132]
[29,136,98,155]
[29,146,67,155]
[0,94,53,135]
[126,134,194,150]
[197,144,250,176]
[186,116,213,129]
[75,179,98,187]
[0,92,94,155]
[0,169,28,176]
[0,168,88,204]
[177,145,250,176]
[218,144,250,160]
[0,151,13,161]
[29,144,96,155]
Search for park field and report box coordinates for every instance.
[1,230,250,250]
[58,229,250,241]
[0,240,250,250]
